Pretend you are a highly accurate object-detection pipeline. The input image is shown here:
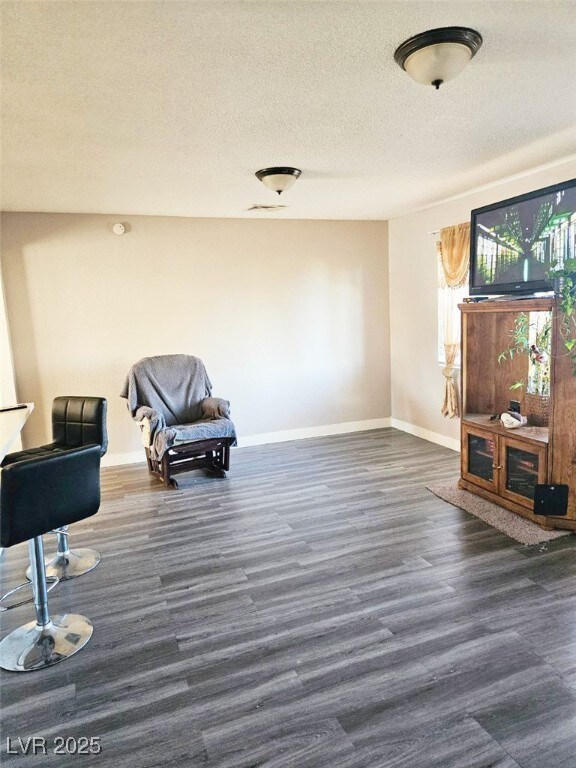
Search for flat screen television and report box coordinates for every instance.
[469,178,576,296]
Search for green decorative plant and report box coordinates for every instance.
[549,258,576,375]
[498,311,552,395]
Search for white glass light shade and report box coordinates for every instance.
[404,42,473,86]
[260,173,298,194]
[255,167,301,195]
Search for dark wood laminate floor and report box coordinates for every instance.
[1,428,576,768]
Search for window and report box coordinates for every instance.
[438,263,468,366]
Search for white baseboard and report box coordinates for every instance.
[102,450,145,467]
[237,418,392,448]
[389,418,460,453]
[103,416,460,467]
[103,418,392,466]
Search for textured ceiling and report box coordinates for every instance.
[2,0,576,219]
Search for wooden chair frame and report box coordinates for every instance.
[145,438,233,489]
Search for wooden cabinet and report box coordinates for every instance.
[462,422,547,510]
[459,299,576,531]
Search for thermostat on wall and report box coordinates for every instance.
[112,223,125,235]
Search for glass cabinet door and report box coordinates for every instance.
[462,427,497,491]
[500,437,547,508]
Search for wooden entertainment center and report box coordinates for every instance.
[459,297,576,531]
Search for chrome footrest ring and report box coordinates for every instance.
[0,576,59,612]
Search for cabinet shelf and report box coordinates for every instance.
[462,414,549,445]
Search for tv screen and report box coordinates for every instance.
[469,178,576,296]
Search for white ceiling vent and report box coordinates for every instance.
[246,204,287,213]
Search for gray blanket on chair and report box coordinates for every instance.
[120,354,237,459]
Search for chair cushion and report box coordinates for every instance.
[1,443,63,467]
[154,418,237,459]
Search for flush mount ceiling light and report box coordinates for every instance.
[394,27,483,89]
[255,167,301,195]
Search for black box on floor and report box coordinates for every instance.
[533,484,569,516]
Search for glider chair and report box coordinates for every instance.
[0,445,101,671]
[1,396,108,581]
[121,355,236,489]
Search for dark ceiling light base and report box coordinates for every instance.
[394,27,483,89]
[255,167,302,195]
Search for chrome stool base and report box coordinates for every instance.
[26,548,101,581]
[46,548,101,581]
[0,614,93,672]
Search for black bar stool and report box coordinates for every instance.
[0,445,101,672]
[2,396,107,580]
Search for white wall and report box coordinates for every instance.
[0,265,18,406]
[1,214,390,464]
[388,157,576,449]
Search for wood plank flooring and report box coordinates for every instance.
[1,428,576,767]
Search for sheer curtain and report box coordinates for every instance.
[437,223,470,418]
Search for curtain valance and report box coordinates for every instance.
[437,222,470,288]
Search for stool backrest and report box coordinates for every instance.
[0,445,101,548]
[52,397,108,456]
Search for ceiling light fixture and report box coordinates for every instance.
[394,27,482,90]
[255,167,301,195]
